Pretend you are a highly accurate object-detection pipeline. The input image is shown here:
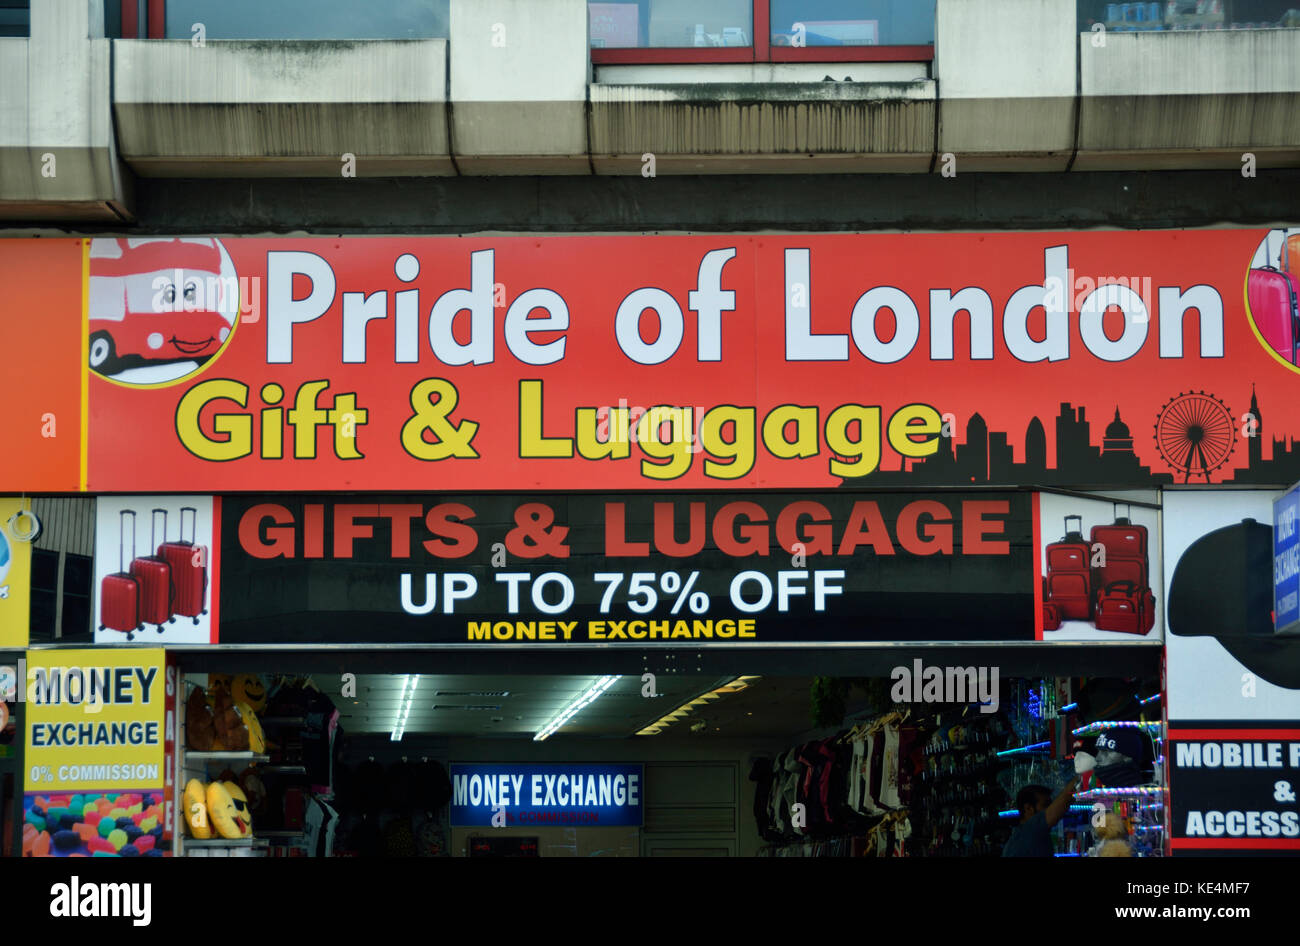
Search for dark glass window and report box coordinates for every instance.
[164,0,449,39]
[28,549,58,642]
[1079,1,1300,32]
[61,554,93,642]
[0,0,29,38]
[588,1,934,50]
[770,1,935,47]
[590,0,752,48]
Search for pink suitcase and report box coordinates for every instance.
[1247,266,1299,364]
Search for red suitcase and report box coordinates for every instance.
[1095,580,1156,635]
[158,506,208,624]
[99,510,143,639]
[1046,515,1092,620]
[1247,266,1299,364]
[130,509,174,633]
[1089,502,1149,589]
[1041,577,1062,631]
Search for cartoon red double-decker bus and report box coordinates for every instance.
[88,238,235,377]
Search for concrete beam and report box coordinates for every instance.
[0,1,132,221]
[12,169,1295,234]
[448,0,590,174]
[589,81,936,175]
[1077,29,1300,170]
[113,39,452,177]
[935,0,1078,171]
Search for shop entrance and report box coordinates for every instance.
[0,654,19,859]
[170,645,1164,858]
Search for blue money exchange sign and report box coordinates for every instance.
[450,763,644,828]
[1274,484,1300,635]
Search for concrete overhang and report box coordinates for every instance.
[112,39,453,177]
[589,80,937,175]
[934,0,1078,172]
[0,34,132,222]
[1076,29,1300,170]
[447,0,590,175]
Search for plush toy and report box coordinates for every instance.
[186,687,216,751]
[1074,748,1097,792]
[238,767,267,817]
[207,674,233,698]
[232,674,267,713]
[183,779,212,839]
[226,782,253,835]
[206,781,251,839]
[210,688,249,752]
[235,702,266,754]
[1094,810,1132,857]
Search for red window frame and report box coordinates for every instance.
[122,0,166,38]
[129,0,931,60]
[590,0,933,64]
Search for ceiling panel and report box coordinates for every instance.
[334,672,744,738]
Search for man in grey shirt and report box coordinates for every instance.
[1001,774,1082,857]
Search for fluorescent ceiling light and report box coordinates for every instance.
[390,674,420,741]
[534,675,622,742]
[637,676,761,736]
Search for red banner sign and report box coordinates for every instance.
[58,231,1300,490]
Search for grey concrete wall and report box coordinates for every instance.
[0,0,132,220]
[5,0,1300,223]
[935,0,1078,170]
[448,0,590,173]
[113,40,453,177]
[589,80,936,174]
[1077,29,1300,170]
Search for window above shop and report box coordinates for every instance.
[118,0,449,39]
[589,0,935,63]
[1077,0,1300,33]
[0,0,28,38]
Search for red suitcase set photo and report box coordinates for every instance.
[99,506,209,640]
[1044,505,1155,635]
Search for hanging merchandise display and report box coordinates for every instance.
[750,673,1170,857]
[178,673,340,857]
[754,700,1003,857]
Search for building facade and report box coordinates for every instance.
[1,0,1299,862]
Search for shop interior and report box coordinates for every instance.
[0,657,16,858]
[169,647,1165,858]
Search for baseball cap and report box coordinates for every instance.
[1168,518,1300,689]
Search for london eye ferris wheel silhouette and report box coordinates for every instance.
[1153,392,1237,483]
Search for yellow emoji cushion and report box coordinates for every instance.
[206,780,250,839]
[235,701,266,754]
[232,674,267,713]
[225,781,253,836]
[183,778,212,839]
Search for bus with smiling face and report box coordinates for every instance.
[88,238,235,380]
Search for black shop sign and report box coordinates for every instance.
[215,492,1034,645]
[1169,726,1300,856]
